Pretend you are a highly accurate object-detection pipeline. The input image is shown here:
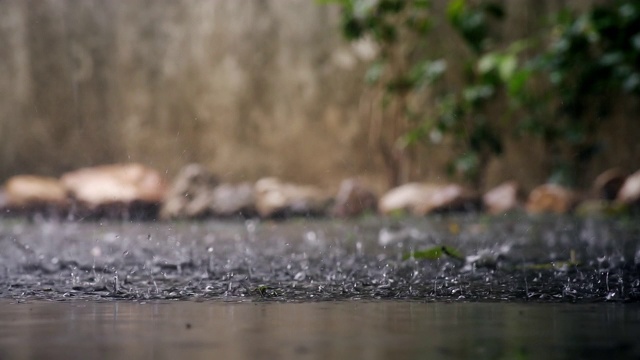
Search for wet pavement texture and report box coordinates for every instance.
[0,300,639,360]
[0,214,639,302]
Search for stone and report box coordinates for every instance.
[483,181,520,215]
[0,188,7,210]
[160,164,218,219]
[2,175,68,217]
[210,182,256,217]
[593,168,626,200]
[617,169,640,205]
[379,183,429,215]
[331,178,377,218]
[4,175,68,207]
[61,163,166,219]
[254,177,331,218]
[526,184,579,214]
[379,183,478,216]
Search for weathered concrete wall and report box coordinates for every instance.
[0,0,638,193]
[0,0,380,191]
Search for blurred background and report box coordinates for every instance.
[1,0,638,194]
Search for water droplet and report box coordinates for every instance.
[294,271,306,281]
[91,246,102,257]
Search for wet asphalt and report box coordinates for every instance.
[0,213,639,303]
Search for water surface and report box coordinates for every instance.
[0,300,638,359]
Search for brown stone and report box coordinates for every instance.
[617,169,640,205]
[331,178,377,218]
[593,168,626,200]
[1,175,68,218]
[526,184,579,214]
[379,183,478,216]
[211,182,256,217]
[483,181,520,215]
[379,183,430,215]
[254,177,331,218]
[4,175,68,207]
[61,163,166,219]
[160,164,218,219]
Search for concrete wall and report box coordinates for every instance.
[0,0,638,193]
[0,0,381,191]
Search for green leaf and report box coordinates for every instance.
[478,53,499,74]
[365,62,385,84]
[406,16,432,35]
[507,69,530,96]
[255,285,268,297]
[380,25,398,42]
[523,260,581,271]
[623,73,640,92]
[446,0,466,23]
[507,39,530,54]
[410,59,447,87]
[386,76,414,93]
[632,34,640,50]
[454,152,479,174]
[441,245,464,260]
[482,2,505,19]
[404,245,464,261]
[388,208,407,218]
[463,85,494,103]
[599,52,623,66]
[353,0,377,18]
[404,126,429,146]
[378,0,405,13]
[342,18,364,40]
[414,0,430,9]
[498,54,517,81]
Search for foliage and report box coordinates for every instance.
[525,0,640,185]
[320,0,516,186]
[322,0,640,187]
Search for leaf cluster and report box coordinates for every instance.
[324,0,640,186]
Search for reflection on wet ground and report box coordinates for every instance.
[0,214,639,302]
[0,300,638,360]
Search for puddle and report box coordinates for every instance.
[0,300,638,359]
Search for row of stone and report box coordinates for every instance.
[1,163,639,220]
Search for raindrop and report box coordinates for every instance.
[91,246,102,258]
[245,219,259,236]
[207,247,214,274]
[113,272,119,294]
[294,271,306,281]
